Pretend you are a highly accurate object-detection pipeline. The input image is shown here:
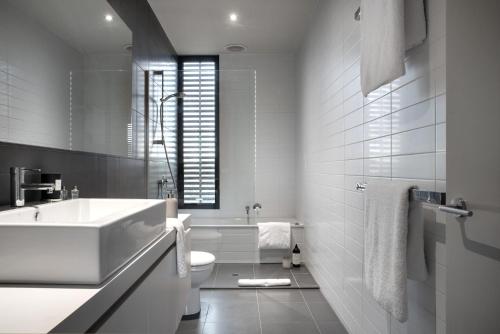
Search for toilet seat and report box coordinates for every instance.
[191,251,215,272]
[185,251,216,318]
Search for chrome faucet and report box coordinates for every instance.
[10,167,56,207]
[33,205,41,221]
[252,203,262,216]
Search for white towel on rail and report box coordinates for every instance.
[407,200,428,281]
[364,180,426,322]
[360,0,427,96]
[257,222,291,250]
[166,218,188,278]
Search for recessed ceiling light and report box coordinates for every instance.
[105,14,113,22]
[229,13,238,22]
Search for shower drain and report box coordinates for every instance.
[232,273,239,276]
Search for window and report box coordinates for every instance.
[177,56,219,209]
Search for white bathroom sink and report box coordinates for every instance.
[0,198,166,285]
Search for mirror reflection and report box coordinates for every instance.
[0,0,132,156]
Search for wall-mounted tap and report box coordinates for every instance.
[253,203,262,216]
[245,205,250,216]
[10,167,57,207]
[157,176,168,199]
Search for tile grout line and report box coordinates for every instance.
[254,264,264,334]
[289,267,300,288]
[299,289,323,334]
[211,263,220,288]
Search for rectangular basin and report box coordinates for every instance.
[0,198,166,284]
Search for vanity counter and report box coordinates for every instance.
[0,229,177,333]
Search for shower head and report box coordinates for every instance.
[160,92,185,102]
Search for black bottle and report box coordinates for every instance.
[292,244,301,267]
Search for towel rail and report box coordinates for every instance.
[355,183,447,205]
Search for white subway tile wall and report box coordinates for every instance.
[296,0,446,333]
[182,54,296,219]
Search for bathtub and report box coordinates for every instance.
[189,217,304,263]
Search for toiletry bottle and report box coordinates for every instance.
[60,186,68,200]
[71,186,79,199]
[166,191,178,218]
[292,244,301,267]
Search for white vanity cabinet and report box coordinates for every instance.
[0,217,192,334]
[93,243,190,334]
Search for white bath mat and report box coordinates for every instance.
[237,278,291,287]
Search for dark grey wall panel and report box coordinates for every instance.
[0,142,146,206]
[107,0,177,71]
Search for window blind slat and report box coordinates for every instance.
[181,58,218,206]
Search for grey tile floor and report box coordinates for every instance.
[176,289,348,334]
[201,263,319,289]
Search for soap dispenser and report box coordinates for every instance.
[71,186,79,199]
[60,186,68,200]
[165,191,178,218]
[292,244,301,267]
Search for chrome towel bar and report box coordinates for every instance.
[355,183,446,205]
[355,183,473,218]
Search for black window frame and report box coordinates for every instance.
[177,55,220,209]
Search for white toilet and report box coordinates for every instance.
[184,251,216,317]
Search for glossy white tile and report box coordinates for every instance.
[345,142,363,160]
[364,157,391,177]
[436,123,446,152]
[392,153,435,179]
[345,124,364,144]
[436,152,446,180]
[364,114,391,140]
[364,136,391,158]
[436,94,446,123]
[392,99,435,134]
[364,94,391,122]
[392,125,436,155]
[296,0,446,332]
[344,107,363,129]
[345,158,363,176]
[391,75,435,112]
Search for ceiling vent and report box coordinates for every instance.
[224,44,247,53]
[123,44,133,52]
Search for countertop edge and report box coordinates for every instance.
[0,229,176,334]
[52,229,176,333]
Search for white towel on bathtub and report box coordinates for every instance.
[257,222,291,250]
[166,218,187,278]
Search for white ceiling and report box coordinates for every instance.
[147,0,319,55]
[9,0,132,54]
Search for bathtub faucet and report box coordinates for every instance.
[253,203,262,216]
[245,205,250,216]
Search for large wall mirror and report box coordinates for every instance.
[0,0,133,157]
